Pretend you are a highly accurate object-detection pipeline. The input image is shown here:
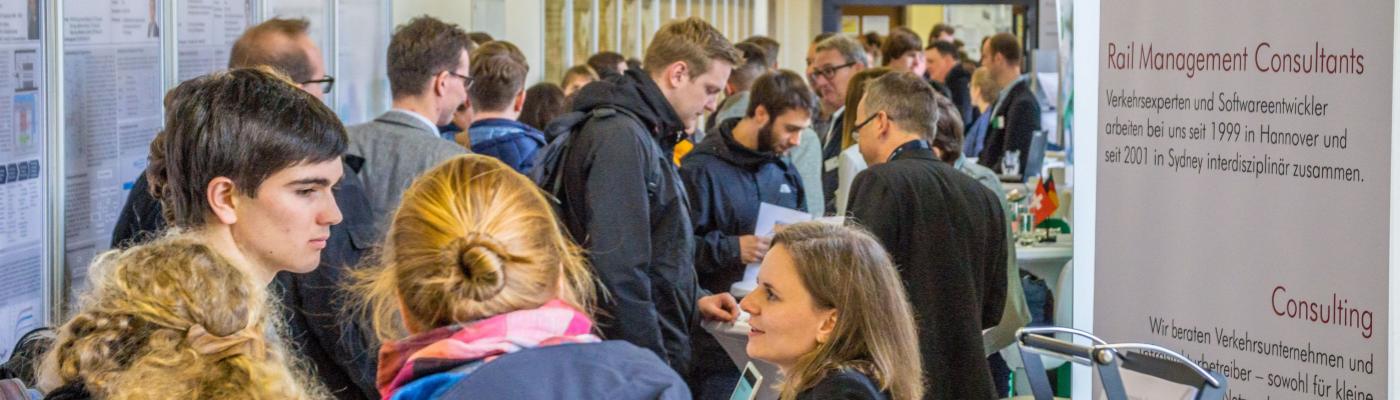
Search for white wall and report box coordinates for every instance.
[771,0,820,72]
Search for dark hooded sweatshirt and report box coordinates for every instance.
[680,117,805,294]
[558,68,701,374]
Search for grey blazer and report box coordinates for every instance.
[347,110,467,232]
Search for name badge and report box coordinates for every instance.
[993,116,1005,130]
[824,157,839,172]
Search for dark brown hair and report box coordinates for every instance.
[520,83,566,131]
[881,27,922,66]
[643,17,740,78]
[146,67,346,228]
[930,93,965,163]
[388,16,472,98]
[466,31,495,46]
[587,51,626,78]
[747,69,818,120]
[986,32,1024,64]
[468,40,529,112]
[929,23,955,42]
[227,18,314,81]
[728,42,769,91]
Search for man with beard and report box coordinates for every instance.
[678,70,817,398]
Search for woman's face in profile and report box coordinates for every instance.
[740,245,835,371]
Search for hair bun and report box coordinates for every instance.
[450,233,509,301]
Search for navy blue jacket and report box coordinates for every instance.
[680,118,805,295]
[436,341,691,400]
[468,118,547,172]
[109,158,380,400]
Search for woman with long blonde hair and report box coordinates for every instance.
[355,154,687,399]
[38,237,323,399]
[740,222,923,400]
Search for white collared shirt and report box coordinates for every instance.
[389,108,440,136]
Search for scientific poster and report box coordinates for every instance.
[62,0,164,294]
[1095,1,1391,398]
[176,0,252,81]
[0,0,46,361]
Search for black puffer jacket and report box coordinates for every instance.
[558,69,701,374]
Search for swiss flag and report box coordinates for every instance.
[1031,174,1058,226]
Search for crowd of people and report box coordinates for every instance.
[25,14,1044,400]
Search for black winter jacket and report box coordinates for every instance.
[558,69,701,374]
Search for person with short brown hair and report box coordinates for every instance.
[227,18,331,97]
[929,23,956,43]
[976,32,1041,177]
[881,27,924,76]
[556,16,740,374]
[348,16,469,231]
[461,41,544,172]
[587,50,628,79]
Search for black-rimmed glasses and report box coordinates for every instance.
[809,61,856,81]
[853,111,882,132]
[447,71,474,90]
[300,75,335,94]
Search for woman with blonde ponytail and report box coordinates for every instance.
[353,155,688,400]
[38,237,324,399]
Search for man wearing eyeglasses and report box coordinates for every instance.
[346,16,470,232]
[807,35,867,215]
[846,72,1008,399]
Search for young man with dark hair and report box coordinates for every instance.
[463,40,545,172]
[111,21,378,399]
[557,17,741,374]
[679,69,818,397]
[349,16,470,231]
[977,32,1041,177]
[881,26,925,76]
[847,72,1007,399]
[587,50,628,79]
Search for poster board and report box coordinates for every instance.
[61,0,165,296]
[1092,0,1392,398]
[176,0,253,81]
[0,0,47,360]
[334,0,389,125]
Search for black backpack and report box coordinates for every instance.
[527,106,648,228]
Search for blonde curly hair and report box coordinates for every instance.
[38,236,326,399]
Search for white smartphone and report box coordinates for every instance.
[729,362,763,400]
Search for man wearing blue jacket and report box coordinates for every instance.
[679,69,817,398]
[463,40,546,172]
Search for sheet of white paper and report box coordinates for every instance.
[733,203,813,296]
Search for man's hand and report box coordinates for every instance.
[698,293,740,322]
[738,235,771,264]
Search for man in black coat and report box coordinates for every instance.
[679,70,816,397]
[926,40,973,122]
[976,33,1042,177]
[557,17,740,375]
[846,72,1008,399]
[109,19,378,400]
